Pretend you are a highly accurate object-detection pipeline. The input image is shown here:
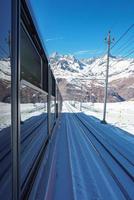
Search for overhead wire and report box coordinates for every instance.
[110,41,134,66]
[110,24,134,50]
[111,34,134,56]
[90,25,134,70]
[88,50,107,71]
[110,49,134,68]
[108,24,134,67]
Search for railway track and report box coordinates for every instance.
[79,113,134,165]
[66,103,134,200]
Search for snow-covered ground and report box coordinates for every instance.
[44,104,134,200]
[69,101,134,135]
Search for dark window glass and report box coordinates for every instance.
[51,72,56,97]
[20,25,42,88]
[42,59,48,93]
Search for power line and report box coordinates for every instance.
[116,39,134,55]
[123,49,134,58]
[112,34,134,54]
[122,46,134,56]
[111,43,134,66]
[88,51,107,71]
[110,49,134,68]
[111,24,134,50]
[110,37,134,71]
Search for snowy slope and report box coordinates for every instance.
[83,55,134,82]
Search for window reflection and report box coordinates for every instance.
[20,81,48,187]
[0,0,11,199]
[20,81,47,122]
[50,96,56,129]
[0,60,11,131]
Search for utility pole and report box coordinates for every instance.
[102,31,114,123]
[80,84,82,111]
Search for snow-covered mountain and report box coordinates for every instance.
[50,52,134,102]
[83,54,134,82]
[50,52,86,73]
[0,54,133,103]
[50,52,134,81]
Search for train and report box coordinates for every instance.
[0,0,62,199]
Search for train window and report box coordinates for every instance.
[20,25,42,88]
[20,80,48,188]
[51,71,56,97]
[0,0,12,199]
[20,80,48,122]
[42,59,48,93]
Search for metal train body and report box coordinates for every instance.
[0,0,62,199]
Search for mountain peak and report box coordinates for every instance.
[103,53,116,60]
[50,52,86,72]
[51,52,59,58]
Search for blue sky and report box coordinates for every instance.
[28,0,134,58]
[0,0,134,59]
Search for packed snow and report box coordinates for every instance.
[44,103,134,200]
[68,101,134,135]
